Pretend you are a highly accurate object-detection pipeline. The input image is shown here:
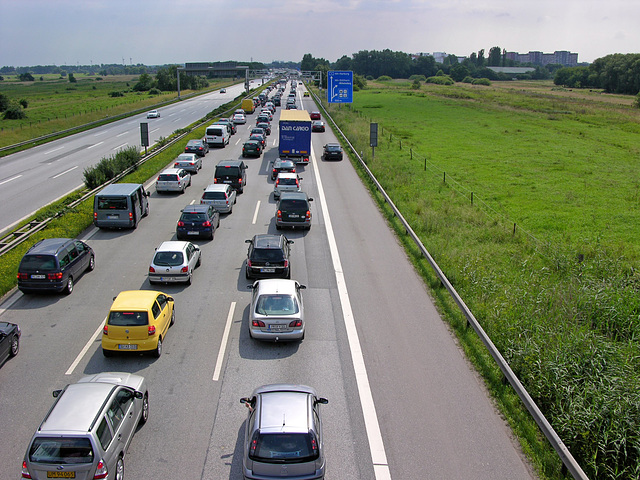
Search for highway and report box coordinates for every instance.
[0,80,256,235]
[0,82,536,479]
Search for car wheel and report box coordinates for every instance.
[115,456,124,480]
[196,255,201,268]
[170,307,176,326]
[186,270,192,285]
[87,255,95,272]
[9,334,19,357]
[275,224,281,230]
[102,348,113,358]
[153,337,163,358]
[63,276,74,295]
[245,268,251,279]
[286,269,291,279]
[139,392,149,425]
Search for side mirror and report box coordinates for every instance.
[308,198,314,202]
[52,389,63,398]
[245,239,252,244]
[194,245,200,251]
[134,391,144,399]
[166,296,174,302]
[240,397,250,405]
[315,397,328,405]
[298,284,307,290]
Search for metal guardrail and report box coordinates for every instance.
[311,89,589,480]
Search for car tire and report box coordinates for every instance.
[196,255,201,268]
[115,456,124,480]
[170,307,175,327]
[245,269,251,279]
[63,276,74,295]
[186,271,192,285]
[9,334,19,357]
[153,337,162,358]
[275,224,281,230]
[139,392,149,425]
[87,255,95,272]
[102,348,113,358]
[286,269,291,279]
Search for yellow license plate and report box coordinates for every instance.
[47,472,75,478]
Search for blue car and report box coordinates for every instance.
[176,204,220,240]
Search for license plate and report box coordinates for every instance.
[107,215,118,219]
[31,274,46,279]
[47,472,75,478]
[187,231,199,235]
[223,180,232,183]
[118,344,138,350]
[268,324,287,331]
[260,268,275,273]
[288,214,300,218]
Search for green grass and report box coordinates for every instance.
[0,74,230,148]
[321,80,640,480]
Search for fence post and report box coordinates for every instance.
[513,223,517,235]
[471,192,473,205]
[443,172,446,183]
[410,148,412,160]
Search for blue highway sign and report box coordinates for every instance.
[327,71,353,104]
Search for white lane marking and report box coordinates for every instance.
[88,142,104,149]
[65,320,105,375]
[53,166,78,179]
[213,302,236,381]
[0,291,22,318]
[113,143,128,150]
[252,201,261,224]
[235,137,241,146]
[94,130,107,136]
[151,128,160,134]
[116,131,128,137]
[310,149,392,480]
[44,146,64,155]
[0,174,22,186]
[190,199,196,205]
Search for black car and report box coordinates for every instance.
[256,122,271,135]
[245,234,293,279]
[0,322,20,366]
[242,140,263,158]
[270,158,296,181]
[250,133,266,148]
[273,96,281,106]
[312,121,325,132]
[276,192,314,230]
[256,114,271,124]
[214,160,248,193]
[323,143,343,161]
[176,204,220,240]
[185,139,209,157]
[17,238,95,295]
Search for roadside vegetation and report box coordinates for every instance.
[320,79,640,480]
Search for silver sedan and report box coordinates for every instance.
[248,279,306,341]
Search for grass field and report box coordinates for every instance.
[0,74,229,147]
[322,79,640,480]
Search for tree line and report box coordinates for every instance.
[554,53,640,94]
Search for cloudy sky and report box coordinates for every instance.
[1,0,638,67]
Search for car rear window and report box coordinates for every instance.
[153,251,185,266]
[326,145,341,152]
[207,127,224,136]
[250,433,317,463]
[29,437,94,464]
[108,311,149,326]
[97,196,128,210]
[278,199,308,212]
[180,213,207,221]
[252,248,285,263]
[20,254,57,271]
[278,178,298,186]
[203,191,226,200]
[255,294,298,315]
[158,174,178,182]
[215,167,240,177]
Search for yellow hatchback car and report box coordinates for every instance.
[102,290,175,358]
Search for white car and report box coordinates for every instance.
[273,172,301,199]
[173,153,202,174]
[248,279,306,341]
[147,110,160,118]
[149,241,201,285]
[156,168,191,194]
[232,113,246,124]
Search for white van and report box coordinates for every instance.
[205,124,230,148]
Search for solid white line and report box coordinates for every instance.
[252,201,261,224]
[53,166,78,179]
[44,146,64,155]
[0,174,22,186]
[310,149,392,480]
[116,131,128,137]
[113,143,128,150]
[87,142,103,149]
[0,291,22,318]
[65,320,105,375]
[213,302,236,381]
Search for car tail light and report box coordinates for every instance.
[239,178,243,184]
[17,272,28,280]
[277,210,282,220]
[178,221,185,227]
[310,432,318,452]
[306,210,311,221]
[202,221,212,227]
[181,266,189,273]
[174,163,180,167]
[214,178,219,184]
[250,431,260,456]
[272,168,277,175]
[252,320,265,327]
[148,325,156,335]
[289,319,302,327]
[303,156,309,163]
[295,180,299,187]
[283,260,289,268]
[21,461,31,478]
[149,266,156,273]
[103,324,109,335]
[275,179,280,186]
[129,212,133,222]
[47,272,63,280]
[93,459,108,479]
[94,212,98,221]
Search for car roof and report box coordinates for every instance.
[204,183,231,192]
[111,290,163,310]
[258,390,310,432]
[160,168,184,174]
[217,160,244,167]
[178,153,197,160]
[186,139,202,144]
[27,238,72,255]
[254,278,298,296]
[325,143,341,147]
[276,172,297,179]
[97,183,143,197]
[156,241,190,252]
[245,139,260,145]
[279,192,309,201]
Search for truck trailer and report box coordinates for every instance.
[278,110,312,164]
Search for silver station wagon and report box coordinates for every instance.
[22,372,148,480]
[248,279,305,341]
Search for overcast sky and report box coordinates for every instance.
[1,0,638,68]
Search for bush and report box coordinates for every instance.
[411,79,421,90]
[83,146,141,189]
[426,75,454,85]
[0,93,9,111]
[3,103,26,119]
[366,75,374,81]
[148,88,161,95]
[109,91,124,97]
[462,76,474,84]
[377,75,392,82]
[472,78,491,86]
[68,73,77,83]
[635,93,640,109]
[18,72,34,81]
[409,75,427,82]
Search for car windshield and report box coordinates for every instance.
[180,213,207,221]
[250,433,316,463]
[29,437,94,465]
[108,311,149,326]
[153,251,185,266]
[20,255,57,271]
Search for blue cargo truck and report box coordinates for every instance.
[278,110,312,164]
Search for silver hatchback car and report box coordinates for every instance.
[201,183,237,214]
[22,372,148,480]
[273,172,301,199]
[148,241,201,285]
[240,384,328,480]
[248,279,305,341]
[156,167,191,194]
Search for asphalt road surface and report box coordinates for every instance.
[0,82,536,480]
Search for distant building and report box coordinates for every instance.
[504,50,578,67]
[184,62,246,78]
